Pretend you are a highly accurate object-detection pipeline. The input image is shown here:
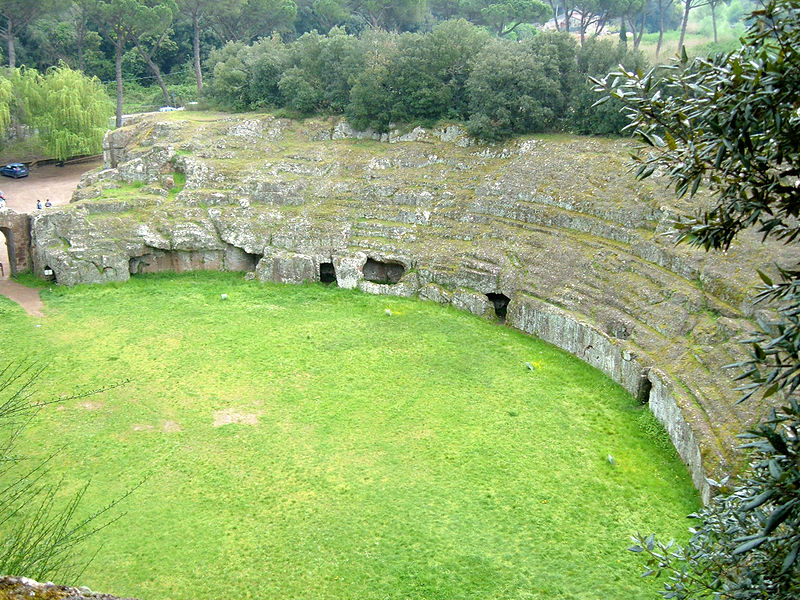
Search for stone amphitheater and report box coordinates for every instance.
[16,112,795,503]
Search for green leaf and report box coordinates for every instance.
[743,489,774,510]
[782,543,799,573]
[732,536,767,555]
[757,270,773,286]
[763,499,796,535]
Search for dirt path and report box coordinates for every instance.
[0,279,44,317]
[1,159,102,213]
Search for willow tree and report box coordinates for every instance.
[3,67,41,139]
[0,77,12,136]
[34,66,112,162]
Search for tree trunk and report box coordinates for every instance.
[115,38,123,128]
[657,2,665,57]
[635,6,646,49]
[678,0,692,56]
[77,37,84,71]
[76,20,86,72]
[549,0,561,30]
[711,2,717,44]
[193,12,203,94]
[6,16,14,69]
[562,0,570,32]
[135,40,171,106]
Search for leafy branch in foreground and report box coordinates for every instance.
[630,400,798,599]
[595,0,800,598]
[0,361,134,583]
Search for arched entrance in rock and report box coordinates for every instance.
[0,212,32,277]
[0,227,11,278]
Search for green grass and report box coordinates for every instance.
[0,272,699,600]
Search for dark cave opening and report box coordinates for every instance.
[363,258,405,284]
[319,262,337,285]
[486,293,510,321]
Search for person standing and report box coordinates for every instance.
[37,199,42,210]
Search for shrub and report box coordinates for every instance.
[571,38,648,135]
[466,33,577,140]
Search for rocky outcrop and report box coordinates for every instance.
[30,113,797,502]
[0,576,136,600]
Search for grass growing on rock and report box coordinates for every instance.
[0,272,699,600]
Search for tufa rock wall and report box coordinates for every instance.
[30,114,798,502]
[0,576,135,600]
[0,210,32,276]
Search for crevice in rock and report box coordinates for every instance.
[486,293,510,321]
[224,244,260,272]
[637,369,653,404]
[129,255,151,275]
[363,258,405,284]
[319,261,337,285]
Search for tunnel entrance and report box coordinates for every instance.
[363,258,405,284]
[0,228,9,279]
[486,293,510,321]
[42,265,56,282]
[637,371,653,404]
[319,262,337,285]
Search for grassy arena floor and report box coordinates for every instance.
[0,272,700,599]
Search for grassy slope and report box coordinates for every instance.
[0,273,699,600]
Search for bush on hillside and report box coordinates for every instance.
[571,38,648,135]
[466,32,577,140]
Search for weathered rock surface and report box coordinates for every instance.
[0,576,136,600]
[31,113,799,502]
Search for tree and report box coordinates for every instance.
[572,0,626,45]
[466,32,577,140]
[677,0,697,55]
[24,14,77,70]
[348,0,425,30]
[596,0,800,596]
[0,0,64,68]
[547,0,578,31]
[124,0,178,106]
[465,0,552,36]
[96,0,136,127]
[571,36,646,134]
[653,0,675,56]
[34,65,112,161]
[311,0,351,29]
[706,0,730,44]
[176,0,213,93]
[277,28,364,114]
[71,0,100,72]
[619,0,647,49]
[210,0,297,43]
[2,66,40,139]
[0,75,11,135]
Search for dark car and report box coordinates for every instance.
[0,163,29,178]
